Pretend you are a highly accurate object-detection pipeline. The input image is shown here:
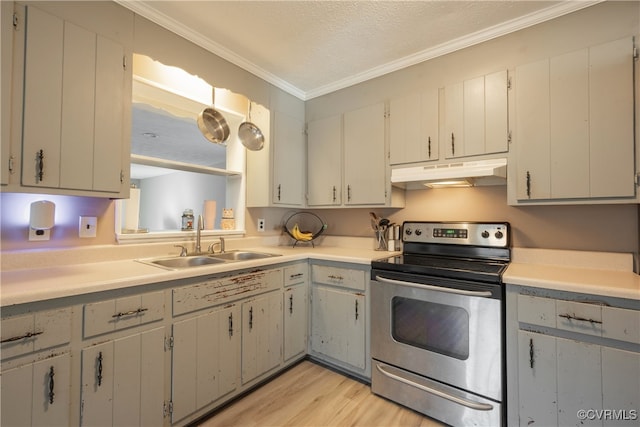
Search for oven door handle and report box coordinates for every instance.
[376,276,493,297]
[375,363,494,411]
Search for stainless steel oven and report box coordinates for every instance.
[371,221,510,427]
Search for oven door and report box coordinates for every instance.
[371,271,503,402]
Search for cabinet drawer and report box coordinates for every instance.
[517,294,556,327]
[284,263,307,287]
[311,265,366,291]
[602,306,640,344]
[83,291,164,338]
[556,300,602,337]
[173,268,283,316]
[1,307,72,360]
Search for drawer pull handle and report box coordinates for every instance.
[48,366,55,404]
[1,330,44,343]
[328,274,344,281]
[558,313,602,324]
[112,307,148,318]
[289,273,304,279]
[97,352,103,387]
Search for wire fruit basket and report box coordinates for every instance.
[283,212,327,247]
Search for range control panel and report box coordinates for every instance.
[402,221,509,248]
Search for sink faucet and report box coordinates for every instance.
[208,237,225,254]
[195,214,203,253]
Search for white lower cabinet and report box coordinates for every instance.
[171,304,240,424]
[309,262,369,378]
[80,327,165,427]
[1,352,72,427]
[283,263,309,362]
[241,290,283,384]
[508,287,640,426]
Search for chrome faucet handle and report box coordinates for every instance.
[219,237,225,253]
[174,245,188,257]
[207,242,217,253]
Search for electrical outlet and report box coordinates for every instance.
[79,216,97,238]
[257,218,265,232]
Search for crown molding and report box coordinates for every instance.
[117,0,601,101]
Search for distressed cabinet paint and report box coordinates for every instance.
[1,352,72,427]
[507,287,640,426]
[80,327,165,427]
[514,37,635,202]
[241,290,283,384]
[283,263,309,362]
[171,304,241,424]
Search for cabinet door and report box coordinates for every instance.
[242,291,282,384]
[389,89,439,164]
[273,111,305,206]
[1,352,71,427]
[81,327,165,427]
[311,286,366,370]
[515,58,551,200]
[589,37,635,198]
[557,337,603,427]
[171,304,240,424]
[443,82,463,159]
[21,6,63,188]
[283,284,308,361]
[307,114,342,206]
[517,330,557,426]
[1,2,14,185]
[343,102,386,205]
[602,347,640,426]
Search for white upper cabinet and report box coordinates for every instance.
[247,108,305,207]
[514,37,635,203]
[307,114,342,206]
[343,102,387,205]
[442,70,509,159]
[389,88,439,165]
[18,4,131,197]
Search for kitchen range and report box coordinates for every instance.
[371,221,510,426]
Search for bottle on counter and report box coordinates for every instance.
[181,209,194,231]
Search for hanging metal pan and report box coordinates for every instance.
[238,121,265,151]
[197,107,230,144]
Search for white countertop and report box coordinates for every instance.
[2,240,638,307]
[504,248,640,300]
[1,238,395,307]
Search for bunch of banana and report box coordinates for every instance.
[291,223,314,241]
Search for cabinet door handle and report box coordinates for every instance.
[529,338,534,369]
[289,294,294,314]
[249,307,253,330]
[558,313,602,325]
[450,133,455,156]
[111,307,148,318]
[277,184,282,201]
[427,136,432,158]
[347,185,352,202]
[526,171,531,198]
[332,186,336,202]
[228,312,234,337]
[48,366,55,404]
[37,149,44,182]
[97,352,103,387]
[355,299,359,320]
[0,330,43,343]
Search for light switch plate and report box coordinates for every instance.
[79,216,97,238]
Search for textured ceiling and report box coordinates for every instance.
[118,0,598,100]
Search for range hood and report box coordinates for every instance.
[391,158,507,189]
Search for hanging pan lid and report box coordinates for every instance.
[238,121,265,151]
[197,107,230,144]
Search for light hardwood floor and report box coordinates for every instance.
[196,360,445,427]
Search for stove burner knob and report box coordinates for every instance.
[495,231,504,239]
[481,230,490,239]
[405,228,412,235]
[415,229,422,236]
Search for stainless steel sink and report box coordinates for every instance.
[138,255,227,270]
[208,250,281,261]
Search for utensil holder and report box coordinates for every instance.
[375,229,388,251]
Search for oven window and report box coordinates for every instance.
[391,297,469,360]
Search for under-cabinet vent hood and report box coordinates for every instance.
[391,158,507,189]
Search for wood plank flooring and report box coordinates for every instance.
[196,360,445,427]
